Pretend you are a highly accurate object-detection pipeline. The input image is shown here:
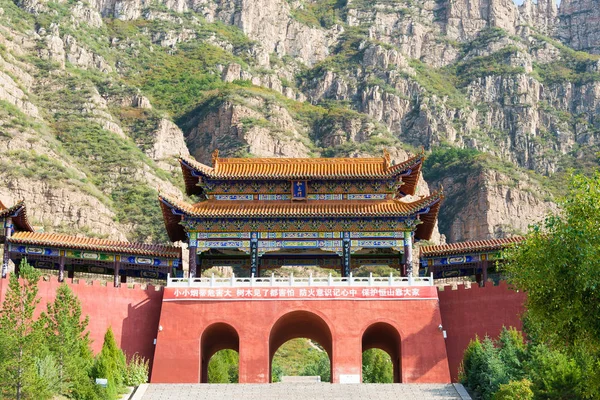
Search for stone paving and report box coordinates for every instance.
[138,383,469,400]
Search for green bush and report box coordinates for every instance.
[207,350,239,383]
[525,345,585,400]
[362,349,393,383]
[492,379,534,400]
[461,328,527,400]
[124,354,149,386]
[92,328,127,399]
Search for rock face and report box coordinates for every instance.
[558,0,600,53]
[1,0,599,246]
[435,169,555,242]
[147,119,190,171]
[0,178,129,241]
[186,98,312,163]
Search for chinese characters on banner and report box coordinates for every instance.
[163,286,437,301]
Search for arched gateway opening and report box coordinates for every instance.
[200,323,239,383]
[269,311,333,383]
[362,322,401,383]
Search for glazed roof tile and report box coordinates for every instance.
[9,232,181,258]
[180,151,425,196]
[162,192,441,219]
[420,236,525,257]
[159,190,443,243]
[181,151,424,180]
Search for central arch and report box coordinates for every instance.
[362,322,401,383]
[268,310,333,382]
[200,322,239,383]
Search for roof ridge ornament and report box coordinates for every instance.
[383,149,391,169]
[212,149,219,167]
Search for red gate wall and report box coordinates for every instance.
[0,275,163,372]
[0,276,527,383]
[438,282,527,382]
[151,293,451,384]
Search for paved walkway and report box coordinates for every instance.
[135,383,470,400]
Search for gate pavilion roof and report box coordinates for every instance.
[180,150,425,196]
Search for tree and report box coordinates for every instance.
[41,283,97,399]
[0,260,48,400]
[362,349,393,383]
[461,336,508,400]
[92,327,127,400]
[504,172,600,396]
[207,350,238,383]
[301,351,330,382]
[460,328,527,400]
[492,379,534,400]
[505,172,600,351]
[525,344,585,399]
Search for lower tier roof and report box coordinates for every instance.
[159,191,442,243]
[9,232,181,258]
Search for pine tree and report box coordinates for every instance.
[41,283,96,398]
[93,327,127,399]
[0,259,47,400]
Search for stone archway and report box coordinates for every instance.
[361,322,401,383]
[200,322,239,383]
[268,310,333,382]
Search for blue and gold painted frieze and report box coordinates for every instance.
[208,193,391,201]
[350,240,403,248]
[186,217,416,233]
[259,232,342,239]
[421,251,503,267]
[258,240,343,249]
[350,231,404,239]
[201,179,400,195]
[11,245,60,256]
[196,240,251,249]
[9,245,177,268]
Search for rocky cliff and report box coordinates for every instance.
[0,0,596,244]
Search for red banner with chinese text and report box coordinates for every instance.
[163,286,438,301]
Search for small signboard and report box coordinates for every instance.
[292,181,307,200]
[95,378,108,387]
[339,374,360,384]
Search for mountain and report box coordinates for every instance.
[0,0,597,244]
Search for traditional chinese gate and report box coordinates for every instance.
[151,274,451,384]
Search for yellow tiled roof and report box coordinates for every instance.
[161,191,442,218]
[9,232,181,258]
[420,236,525,257]
[180,150,425,180]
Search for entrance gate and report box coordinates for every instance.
[151,274,450,384]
